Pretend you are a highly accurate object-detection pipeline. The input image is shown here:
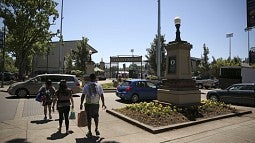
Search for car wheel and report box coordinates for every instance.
[16,89,28,98]
[209,94,219,102]
[131,94,139,103]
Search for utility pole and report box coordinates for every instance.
[59,0,64,73]
[1,22,6,88]
[157,0,161,79]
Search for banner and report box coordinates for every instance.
[247,0,255,28]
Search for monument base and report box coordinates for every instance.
[157,89,201,105]
[161,79,196,90]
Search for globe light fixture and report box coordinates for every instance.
[174,17,181,42]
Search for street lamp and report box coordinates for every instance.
[226,33,233,59]
[174,17,181,42]
[89,50,92,62]
[245,27,252,63]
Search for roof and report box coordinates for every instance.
[51,40,97,54]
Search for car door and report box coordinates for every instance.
[238,85,255,106]
[27,76,45,95]
[220,84,243,104]
[146,81,157,99]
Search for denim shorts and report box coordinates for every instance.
[85,103,99,119]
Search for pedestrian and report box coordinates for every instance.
[80,73,106,137]
[38,79,56,120]
[55,80,74,134]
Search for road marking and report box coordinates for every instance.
[14,99,24,120]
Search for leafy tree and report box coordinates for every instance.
[145,35,166,77]
[197,44,210,78]
[211,56,241,78]
[64,53,73,74]
[72,37,90,73]
[0,50,17,72]
[0,0,59,77]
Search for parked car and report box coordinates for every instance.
[116,79,158,103]
[206,83,255,106]
[193,76,218,89]
[8,74,82,97]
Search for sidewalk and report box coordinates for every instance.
[1,85,255,143]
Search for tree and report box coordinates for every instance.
[145,35,166,76]
[197,43,210,78]
[0,0,59,77]
[211,56,242,78]
[72,37,90,73]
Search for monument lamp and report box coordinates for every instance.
[89,50,92,62]
[174,17,181,42]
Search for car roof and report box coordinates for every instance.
[125,79,148,82]
[36,74,76,77]
[233,83,255,86]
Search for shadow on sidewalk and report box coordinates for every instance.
[47,131,68,140]
[30,119,53,124]
[5,138,31,143]
[76,136,120,143]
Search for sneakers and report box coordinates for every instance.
[49,115,52,119]
[95,130,100,136]
[86,130,100,137]
[44,116,47,120]
[86,131,92,138]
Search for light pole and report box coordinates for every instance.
[245,27,252,63]
[156,0,161,79]
[226,33,233,60]
[174,17,181,41]
[59,0,64,73]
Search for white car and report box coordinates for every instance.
[8,74,82,97]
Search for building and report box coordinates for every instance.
[32,40,97,75]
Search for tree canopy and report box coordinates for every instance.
[0,0,59,76]
[145,35,166,77]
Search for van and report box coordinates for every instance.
[8,74,82,97]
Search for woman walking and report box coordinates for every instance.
[38,80,55,120]
[55,80,74,134]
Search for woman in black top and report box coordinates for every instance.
[54,80,74,134]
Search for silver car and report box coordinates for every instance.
[8,74,82,97]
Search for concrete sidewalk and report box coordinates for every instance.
[1,85,255,143]
[1,107,255,143]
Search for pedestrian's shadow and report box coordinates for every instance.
[47,130,73,140]
[30,119,53,124]
[76,136,104,143]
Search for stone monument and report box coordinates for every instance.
[157,17,201,105]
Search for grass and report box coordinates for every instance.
[102,82,115,89]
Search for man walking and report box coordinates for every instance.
[80,74,106,137]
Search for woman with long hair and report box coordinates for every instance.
[55,80,74,134]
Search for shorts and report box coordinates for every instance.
[43,101,52,106]
[85,103,99,119]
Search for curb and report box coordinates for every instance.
[106,109,252,134]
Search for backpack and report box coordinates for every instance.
[86,83,100,104]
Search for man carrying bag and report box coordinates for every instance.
[80,74,106,137]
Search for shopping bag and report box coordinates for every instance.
[35,92,42,102]
[77,111,87,127]
[69,110,76,120]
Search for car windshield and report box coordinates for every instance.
[120,81,131,86]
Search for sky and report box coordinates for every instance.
[1,0,255,64]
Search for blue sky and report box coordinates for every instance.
[1,0,255,64]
